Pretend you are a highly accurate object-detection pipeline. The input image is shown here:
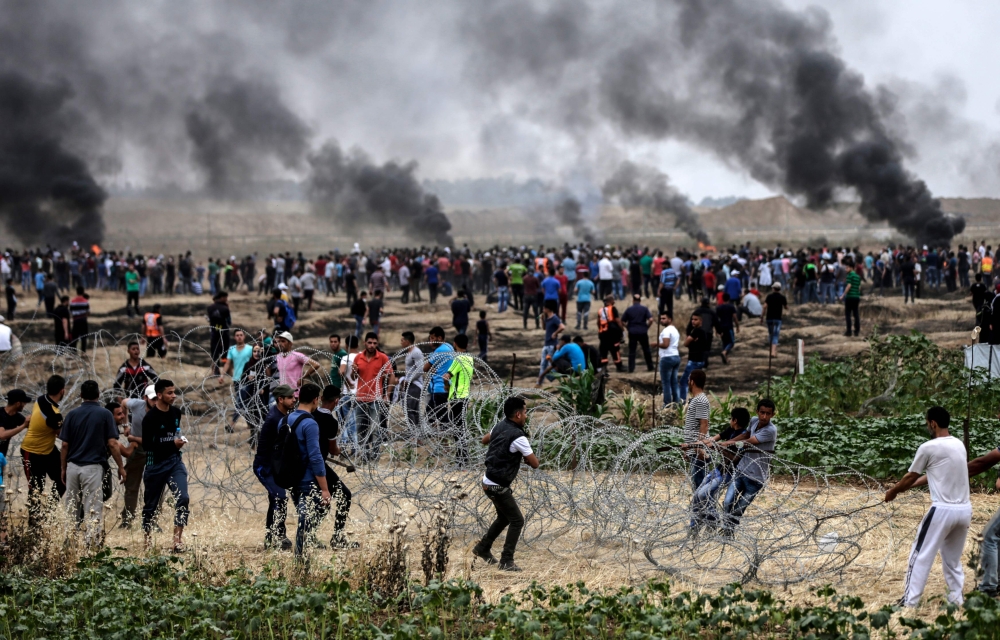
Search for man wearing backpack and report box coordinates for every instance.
[253,384,296,551]
[288,383,330,558]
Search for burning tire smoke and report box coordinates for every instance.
[554,197,597,244]
[0,72,106,247]
[602,162,709,244]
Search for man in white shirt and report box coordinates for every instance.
[656,312,681,406]
[885,406,972,607]
[597,254,615,300]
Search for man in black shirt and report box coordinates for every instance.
[252,384,295,550]
[53,295,70,346]
[350,292,367,338]
[694,298,718,367]
[207,291,232,376]
[716,294,740,365]
[113,342,159,398]
[313,385,355,548]
[451,290,472,335]
[679,314,708,400]
[621,294,654,372]
[684,407,750,530]
[900,254,917,303]
[344,270,358,306]
[139,379,189,552]
[5,278,15,320]
[762,283,788,358]
[0,389,30,457]
[972,273,989,311]
[366,290,384,336]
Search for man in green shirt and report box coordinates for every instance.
[507,261,527,311]
[839,261,862,337]
[125,264,141,318]
[639,253,654,298]
[328,334,348,392]
[444,334,475,467]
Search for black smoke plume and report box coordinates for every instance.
[465,0,966,243]
[602,162,709,244]
[554,196,596,243]
[185,77,311,196]
[308,141,455,247]
[0,71,106,246]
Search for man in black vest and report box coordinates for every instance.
[472,396,539,572]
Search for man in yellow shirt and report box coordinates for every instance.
[20,375,67,529]
[444,334,475,467]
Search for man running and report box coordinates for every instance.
[472,396,539,572]
[253,384,295,550]
[885,406,971,607]
[313,384,356,548]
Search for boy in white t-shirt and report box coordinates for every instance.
[885,406,971,607]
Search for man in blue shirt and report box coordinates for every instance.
[541,273,561,313]
[724,270,742,303]
[289,383,331,558]
[425,264,440,304]
[422,326,454,426]
[538,306,565,384]
[537,335,585,382]
[574,274,596,330]
[659,265,678,319]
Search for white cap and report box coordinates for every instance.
[731,269,740,276]
[0,315,5,322]
[773,282,782,290]
[144,384,157,400]
[277,283,288,290]
[277,331,294,342]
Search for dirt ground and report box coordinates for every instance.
[3,282,991,620]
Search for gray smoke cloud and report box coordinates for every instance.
[554,197,596,244]
[602,162,709,244]
[308,141,454,247]
[0,71,106,247]
[185,76,311,196]
[0,0,984,247]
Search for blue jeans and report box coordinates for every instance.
[291,479,329,557]
[926,266,939,289]
[804,280,818,303]
[979,506,1000,593]
[612,280,624,300]
[539,345,556,379]
[678,360,705,401]
[722,475,764,533]
[766,320,781,345]
[820,282,835,304]
[353,315,364,337]
[659,355,681,405]
[141,456,190,533]
[692,468,731,526]
[497,286,509,312]
[689,457,707,493]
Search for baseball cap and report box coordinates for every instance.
[6,389,31,404]
[144,384,157,399]
[273,384,295,398]
[277,283,288,290]
[773,282,782,290]
[277,331,294,342]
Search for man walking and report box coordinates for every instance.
[139,379,189,553]
[313,385,356,548]
[885,406,972,607]
[761,283,787,358]
[288,383,331,558]
[472,396,539,572]
[682,369,710,491]
[597,295,624,372]
[399,331,424,430]
[253,384,295,550]
[60,380,125,548]
[423,327,454,428]
[621,294,654,373]
[119,384,156,528]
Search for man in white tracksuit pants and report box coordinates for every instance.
[885,406,972,607]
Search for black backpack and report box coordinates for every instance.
[271,412,309,489]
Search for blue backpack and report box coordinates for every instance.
[280,300,297,329]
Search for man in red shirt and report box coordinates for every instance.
[351,332,396,462]
[555,265,569,322]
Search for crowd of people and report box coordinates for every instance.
[1,236,999,599]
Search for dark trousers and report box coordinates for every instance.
[845,297,860,334]
[254,465,288,542]
[325,465,352,536]
[598,280,613,299]
[346,288,357,306]
[126,290,139,315]
[522,293,542,328]
[428,391,450,428]
[400,285,410,304]
[71,319,88,352]
[291,479,330,557]
[476,485,524,564]
[658,288,674,319]
[429,283,439,304]
[21,447,66,529]
[142,456,190,533]
[511,283,524,310]
[146,337,167,358]
[599,334,623,370]
[627,333,653,372]
[6,300,14,320]
[210,328,230,372]
[411,280,421,301]
[121,445,146,526]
